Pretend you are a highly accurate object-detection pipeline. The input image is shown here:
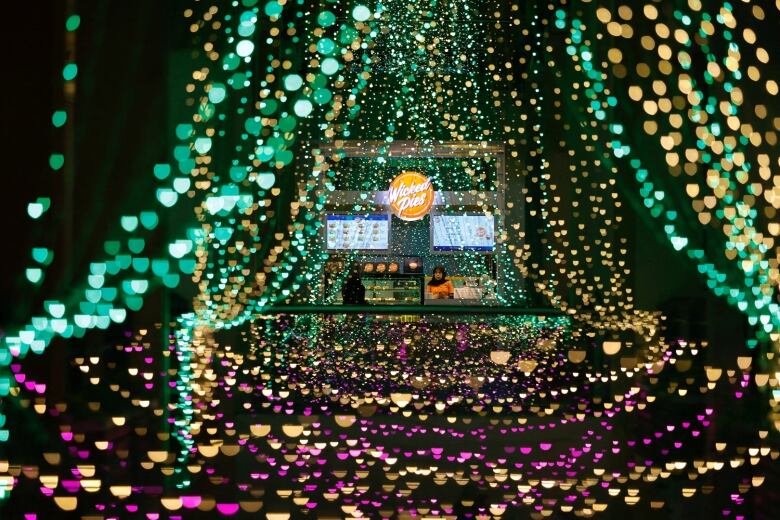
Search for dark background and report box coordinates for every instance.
[0,1,191,329]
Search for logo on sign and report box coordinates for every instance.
[388,171,434,221]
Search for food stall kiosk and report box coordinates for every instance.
[316,141,516,306]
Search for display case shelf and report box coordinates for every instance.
[364,274,422,305]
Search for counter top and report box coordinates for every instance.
[256,305,564,316]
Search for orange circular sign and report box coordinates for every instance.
[388,171,434,221]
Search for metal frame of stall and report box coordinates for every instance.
[313,140,517,303]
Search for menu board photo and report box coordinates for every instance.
[326,214,390,251]
[432,214,495,252]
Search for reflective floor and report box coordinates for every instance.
[2,312,776,519]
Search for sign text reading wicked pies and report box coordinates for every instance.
[388,171,435,221]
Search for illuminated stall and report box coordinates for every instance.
[317,140,517,305]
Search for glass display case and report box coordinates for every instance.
[329,275,422,305]
[324,258,424,305]
[363,275,423,305]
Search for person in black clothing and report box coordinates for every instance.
[341,262,367,305]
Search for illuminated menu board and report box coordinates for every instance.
[326,214,390,251]
[432,214,495,252]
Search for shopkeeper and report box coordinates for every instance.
[427,265,454,299]
[341,262,367,305]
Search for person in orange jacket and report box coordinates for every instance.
[427,265,454,299]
